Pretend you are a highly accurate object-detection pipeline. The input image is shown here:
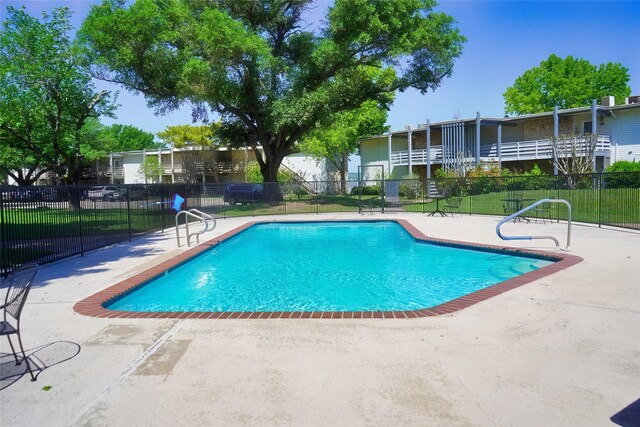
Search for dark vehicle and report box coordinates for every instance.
[87,186,118,200]
[41,187,70,202]
[128,185,148,200]
[2,188,42,202]
[223,183,263,205]
[106,185,148,201]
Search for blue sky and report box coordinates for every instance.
[3,0,639,136]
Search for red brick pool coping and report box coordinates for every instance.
[74,219,583,320]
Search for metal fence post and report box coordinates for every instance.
[76,188,84,256]
[160,193,165,232]
[598,173,603,228]
[468,177,472,215]
[0,189,6,275]
[381,173,385,213]
[126,186,132,240]
[557,176,561,223]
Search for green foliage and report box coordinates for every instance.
[0,6,116,184]
[300,99,390,192]
[398,173,422,199]
[245,162,263,184]
[503,54,631,114]
[466,164,502,195]
[246,162,297,184]
[433,164,552,195]
[98,124,158,152]
[0,144,49,185]
[81,0,465,184]
[607,160,640,173]
[156,124,220,148]
[138,156,162,183]
[605,161,640,188]
[277,168,298,185]
[350,185,382,196]
[433,168,465,196]
[80,119,158,161]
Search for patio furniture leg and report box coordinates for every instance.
[6,334,20,365]
[17,333,37,381]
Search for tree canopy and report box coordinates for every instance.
[96,123,159,152]
[157,124,223,182]
[300,100,389,193]
[503,54,631,115]
[156,124,219,149]
[80,120,159,162]
[0,6,116,185]
[80,0,465,188]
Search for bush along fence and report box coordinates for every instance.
[1,172,638,274]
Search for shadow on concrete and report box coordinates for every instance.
[0,341,81,390]
[611,398,640,427]
[29,232,170,288]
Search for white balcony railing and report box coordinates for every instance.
[167,162,245,175]
[390,135,610,166]
[97,166,124,178]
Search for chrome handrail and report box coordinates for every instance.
[188,209,216,233]
[175,209,217,247]
[496,198,572,251]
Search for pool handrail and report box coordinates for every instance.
[189,209,216,233]
[496,198,572,251]
[175,209,216,247]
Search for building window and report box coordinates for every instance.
[583,121,592,134]
[218,150,232,163]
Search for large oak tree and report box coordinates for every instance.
[81,0,464,192]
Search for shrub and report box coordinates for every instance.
[398,174,423,199]
[245,162,299,184]
[433,169,466,197]
[604,161,640,188]
[246,162,263,183]
[350,185,382,196]
[467,164,502,195]
[607,160,640,173]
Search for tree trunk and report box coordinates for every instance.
[258,148,284,202]
[339,153,348,195]
[3,167,49,186]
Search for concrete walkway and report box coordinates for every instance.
[1,213,638,426]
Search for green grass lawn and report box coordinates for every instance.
[2,188,637,241]
[1,207,170,240]
[2,187,637,270]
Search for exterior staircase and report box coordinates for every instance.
[280,163,316,194]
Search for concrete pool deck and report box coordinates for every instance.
[1,213,638,426]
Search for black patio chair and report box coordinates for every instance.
[533,202,552,224]
[444,197,463,217]
[1,263,39,381]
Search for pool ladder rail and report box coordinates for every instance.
[496,199,572,251]
[175,209,217,247]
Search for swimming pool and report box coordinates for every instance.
[103,221,556,313]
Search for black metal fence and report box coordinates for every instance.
[1,172,638,274]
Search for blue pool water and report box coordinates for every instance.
[107,221,552,312]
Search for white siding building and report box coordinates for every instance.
[359,98,640,180]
